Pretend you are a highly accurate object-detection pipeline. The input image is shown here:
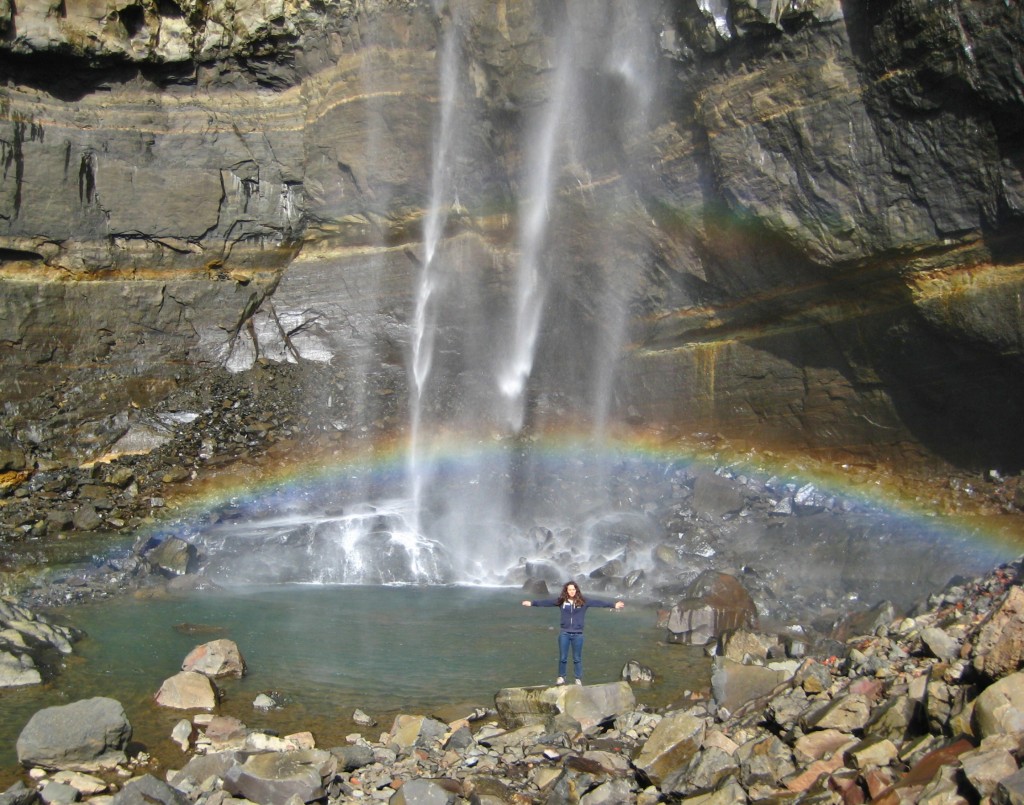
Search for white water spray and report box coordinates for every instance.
[497,52,575,433]
[408,20,462,531]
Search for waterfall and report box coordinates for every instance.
[408,17,462,533]
[497,46,573,434]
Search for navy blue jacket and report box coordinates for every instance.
[530,597,616,633]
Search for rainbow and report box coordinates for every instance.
[146,425,1024,561]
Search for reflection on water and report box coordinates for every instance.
[0,586,708,784]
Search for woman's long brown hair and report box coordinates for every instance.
[557,581,586,606]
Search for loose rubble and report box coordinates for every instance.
[5,557,1024,804]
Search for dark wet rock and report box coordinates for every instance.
[692,475,747,520]
[329,743,375,772]
[0,780,37,805]
[521,578,549,597]
[110,774,188,805]
[16,697,131,772]
[71,505,102,532]
[145,537,198,577]
[666,572,759,645]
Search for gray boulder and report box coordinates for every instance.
[973,671,1024,738]
[0,652,42,688]
[222,749,335,804]
[16,697,131,771]
[495,682,636,732]
[0,780,37,805]
[146,537,198,577]
[110,774,188,805]
[388,778,465,805]
[633,710,705,788]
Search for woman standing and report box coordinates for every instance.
[522,581,625,685]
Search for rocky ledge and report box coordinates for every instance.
[4,556,1024,805]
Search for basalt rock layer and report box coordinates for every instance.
[1,0,1023,475]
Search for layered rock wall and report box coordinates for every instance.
[1,0,1023,473]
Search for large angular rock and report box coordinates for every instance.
[387,715,448,756]
[666,573,758,646]
[0,651,41,687]
[389,778,467,805]
[147,537,198,577]
[222,749,335,804]
[711,657,788,712]
[181,639,246,679]
[494,682,636,732]
[155,671,218,710]
[633,710,705,787]
[959,746,1019,799]
[973,671,1024,738]
[971,586,1024,680]
[16,697,131,771]
[110,774,188,805]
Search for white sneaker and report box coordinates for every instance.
[575,678,583,686]
[556,677,565,685]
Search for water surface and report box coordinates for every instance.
[1,585,707,784]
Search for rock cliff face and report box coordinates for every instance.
[1,0,1023,474]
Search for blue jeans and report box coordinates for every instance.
[558,631,585,680]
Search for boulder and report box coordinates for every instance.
[0,781,37,805]
[0,651,41,687]
[222,749,335,804]
[995,768,1024,805]
[633,710,705,787]
[38,780,77,804]
[711,657,787,712]
[72,504,102,532]
[168,751,247,791]
[387,715,449,756]
[16,697,131,771]
[147,537,197,577]
[666,572,758,645]
[155,671,218,710]
[388,778,466,805]
[973,671,1024,738]
[959,746,1019,799]
[621,659,654,682]
[971,585,1024,680]
[109,773,188,805]
[692,474,746,519]
[920,627,960,662]
[181,639,246,678]
[718,629,779,664]
[865,693,921,744]
[203,715,248,751]
[330,744,375,772]
[494,682,636,732]
[804,692,871,733]
[736,734,796,790]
